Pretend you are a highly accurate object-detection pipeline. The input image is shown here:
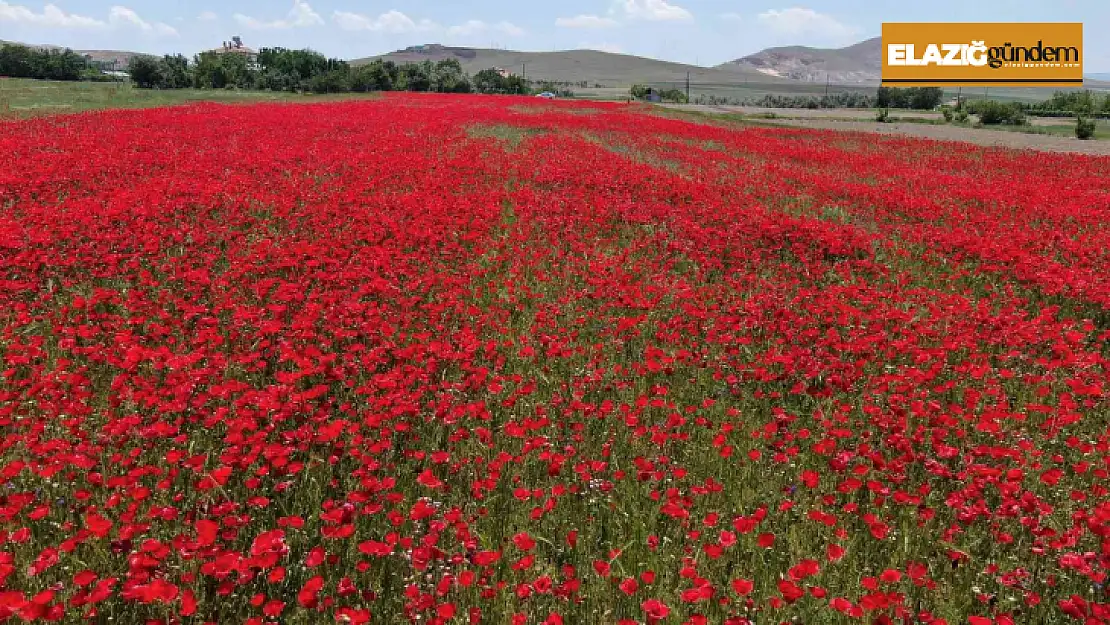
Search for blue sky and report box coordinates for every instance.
[1,0,1106,69]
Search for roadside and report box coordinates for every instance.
[760,117,1110,155]
[657,104,1110,155]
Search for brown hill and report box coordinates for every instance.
[355,44,786,86]
[717,37,882,84]
[1,40,147,69]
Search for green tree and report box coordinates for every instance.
[193,51,252,89]
[401,61,434,92]
[0,43,87,81]
[159,54,191,88]
[432,59,470,93]
[474,68,529,95]
[350,60,401,92]
[908,87,943,110]
[128,55,164,88]
[307,68,351,93]
[658,88,687,103]
[974,100,1026,125]
[1076,115,1096,139]
[875,87,907,109]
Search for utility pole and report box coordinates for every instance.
[825,72,829,96]
[522,63,526,80]
[685,71,690,103]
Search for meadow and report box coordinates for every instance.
[1,94,1109,624]
[0,77,379,118]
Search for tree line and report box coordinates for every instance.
[0,43,100,81]
[691,88,944,110]
[0,42,539,96]
[128,48,533,95]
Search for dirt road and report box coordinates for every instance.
[661,105,1109,155]
[761,118,1110,156]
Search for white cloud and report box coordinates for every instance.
[328,11,523,40]
[612,0,692,22]
[556,14,618,28]
[447,19,524,38]
[720,12,743,21]
[332,9,437,33]
[234,0,322,30]
[0,2,105,28]
[0,2,175,35]
[197,11,218,22]
[109,5,177,36]
[756,7,858,40]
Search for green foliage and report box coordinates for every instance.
[1,39,502,98]
[192,51,251,89]
[349,60,402,92]
[256,47,329,84]
[126,56,162,89]
[955,109,969,124]
[473,69,528,95]
[127,54,193,89]
[431,59,468,93]
[875,108,891,123]
[1034,90,1098,115]
[307,69,351,94]
[970,100,1027,125]
[159,55,191,88]
[745,92,875,109]
[1076,115,1097,140]
[630,84,649,99]
[658,88,687,104]
[940,106,954,122]
[875,87,943,110]
[0,43,87,81]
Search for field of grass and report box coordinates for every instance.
[874,113,1110,141]
[0,78,379,118]
[982,118,1110,140]
[2,94,1109,623]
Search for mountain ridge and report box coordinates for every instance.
[717,37,882,85]
[353,45,784,86]
[4,37,1108,88]
[1,39,147,68]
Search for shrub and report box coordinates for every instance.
[976,101,1026,125]
[955,110,969,124]
[875,108,891,123]
[940,106,954,122]
[1076,116,1097,140]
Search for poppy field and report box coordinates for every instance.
[1,94,1109,624]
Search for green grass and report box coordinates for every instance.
[0,77,380,118]
[977,119,1110,140]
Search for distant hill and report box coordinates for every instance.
[1,40,146,69]
[355,44,785,87]
[717,37,882,85]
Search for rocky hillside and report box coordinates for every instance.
[718,37,881,84]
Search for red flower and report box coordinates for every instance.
[641,598,670,621]
[473,551,501,567]
[731,579,754,596]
